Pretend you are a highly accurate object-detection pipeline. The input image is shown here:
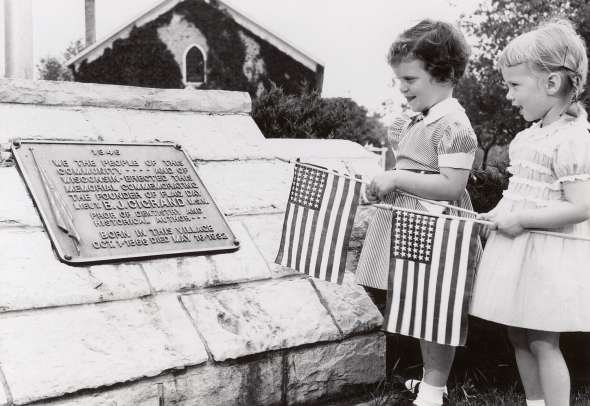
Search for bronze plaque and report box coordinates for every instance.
[12,140,238,264]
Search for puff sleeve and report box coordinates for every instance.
[436,120,478,169]
[553,131,590,184]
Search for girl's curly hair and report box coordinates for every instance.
[388,19,470,85]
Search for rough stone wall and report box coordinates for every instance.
[0,79,384,406]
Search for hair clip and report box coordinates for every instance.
[562,45,569,67]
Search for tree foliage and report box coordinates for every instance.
[37,39,84,81]
[252,85,387,145]
[455,0,590,210]
[456,0,590,166]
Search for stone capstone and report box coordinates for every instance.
[0,104,268,161]
[0,78,250,113]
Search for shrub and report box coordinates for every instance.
[252,85,387,146]
[467,166,510,214]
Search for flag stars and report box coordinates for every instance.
[289,164,328,210]
[392,210,436,264]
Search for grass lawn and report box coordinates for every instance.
[361,380,590,405]
[359,316,590,405]
[353,291,590,406]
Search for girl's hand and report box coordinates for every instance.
[368,171,397,200]
[476,210,497,240]
[363,185,380,203]
[493,212,525,237]
[476,209,497,221]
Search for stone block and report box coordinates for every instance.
[287,333,386,405]
[180,278,340,361]
[142,220,271,292]
[120,111,269,161]
[0,294,207,405]
[162,356,283,406]
[0,104,92,141]
[196,160,292,214]
[0,78,251,113]
[0,385,7,406]
[42,380,162,406]
[237,213,284,263]
[44,354,284,406]
[0,227,151,312]
[312,273,383,336]
[0,167,40,227]
[0,105,268,161]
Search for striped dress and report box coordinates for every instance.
[355,98,479,291]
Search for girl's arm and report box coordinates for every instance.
[491,180,590,236]
[519,180,590,228]
[369,167,470,201]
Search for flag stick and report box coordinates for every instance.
[374,203,495,228]
[375,204,590,242]
[529,230,590,241]
[285,159,478,216]
[288,160,590,242]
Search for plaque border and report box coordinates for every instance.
[12,139,240,265]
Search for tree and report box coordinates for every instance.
[37,39,84,81]
[252,85,387,146]
[454,0,590,211]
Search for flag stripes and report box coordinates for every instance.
[355,193,417,289]
[383,210,480,346]
[275,163,361,284]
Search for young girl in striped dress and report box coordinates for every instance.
[356,19,479,406]
[470,19,590,406]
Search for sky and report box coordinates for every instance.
[28,0,482,117]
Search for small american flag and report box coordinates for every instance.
[275,162,362,284]
[384,208,481,346]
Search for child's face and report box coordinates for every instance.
[392,58,452,113]
[501,63,553,122]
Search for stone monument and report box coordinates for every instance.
[0,78,385,405]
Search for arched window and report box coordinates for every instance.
[184,45,206,85]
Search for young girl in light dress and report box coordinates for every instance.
[470,19,590,406]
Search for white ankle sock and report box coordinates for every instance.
[413,381,445,406]
[526,400,545,406]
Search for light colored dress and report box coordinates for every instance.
[470,114,590,331]
[355,98,479,290]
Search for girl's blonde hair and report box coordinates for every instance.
[498,19,588,118]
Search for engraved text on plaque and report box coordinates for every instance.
[12,140,238,264]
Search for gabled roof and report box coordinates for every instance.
[68,0,324,72]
